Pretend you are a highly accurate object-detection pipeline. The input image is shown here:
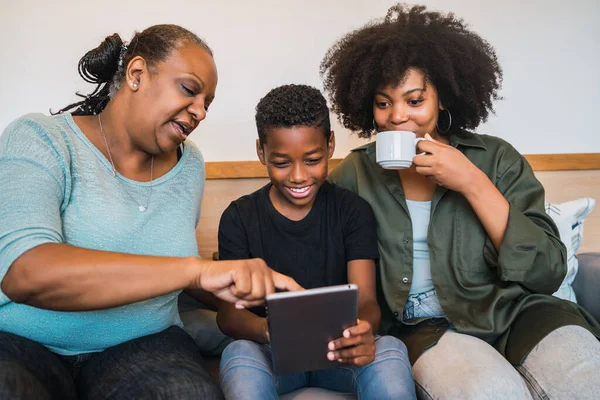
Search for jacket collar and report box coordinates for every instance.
[448,131,487,150]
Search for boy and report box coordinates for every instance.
[217,85,415,399]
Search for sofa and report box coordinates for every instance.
[191,168,600,399]
[572,253,600,322]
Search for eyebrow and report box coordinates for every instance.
[269,149,324,158]
[184,72,215,103]
[184,72,206,88]
[403,88,425,96]
[375,88,425,98]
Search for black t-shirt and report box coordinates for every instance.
[218,181,380,295]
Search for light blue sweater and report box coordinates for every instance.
[0,113,205,355]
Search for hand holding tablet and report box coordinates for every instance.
[326,318,375,367]
[266,284,359,374]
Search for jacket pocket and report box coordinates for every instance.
[452,208,492,273]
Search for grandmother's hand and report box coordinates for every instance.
[192,258,303,309]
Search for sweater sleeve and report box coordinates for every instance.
[0,115,69,304]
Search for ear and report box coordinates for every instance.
[327,130,336,159]
[256,139,266,165]
[125,56,148,91]
[438,100,446,111]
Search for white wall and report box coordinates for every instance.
[1,0,599,161]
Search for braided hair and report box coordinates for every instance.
[53,24,212,116]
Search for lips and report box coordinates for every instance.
[171,121,193,141]
[285,185,314,199]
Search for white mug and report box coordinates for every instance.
[375,130,426,169]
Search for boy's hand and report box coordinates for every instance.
[326,319,375,366]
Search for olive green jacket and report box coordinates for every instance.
[329,132,600,365]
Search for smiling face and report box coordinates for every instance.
[125,42,218,154]
[257,125,335,219]
[373,68,445,140]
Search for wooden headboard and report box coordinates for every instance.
[196,169,600,259]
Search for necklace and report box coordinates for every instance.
[98,115,154,212]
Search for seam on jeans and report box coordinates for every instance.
[327,365,360,399]
[516,365,549,400]
[219,356,274,379]
[352,366,361,400]
[353,349,412,381]
[414,380,434,400]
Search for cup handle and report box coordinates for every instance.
[415,138,427,156]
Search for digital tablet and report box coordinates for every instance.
[265,284,358,375]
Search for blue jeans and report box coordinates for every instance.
[403,288,446,321]
[0,326,223,399]
[219,335,416,400]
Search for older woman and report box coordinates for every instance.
[0,24,299,400]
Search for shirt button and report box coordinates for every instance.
[402,277,409,284]
[394,311,399,317]
[403,238,410,244]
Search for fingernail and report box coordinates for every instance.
[425,133,432,140]
[343,330,350,338]
[235,304,245,309]
[338,359,343,363]
[327,352,335,360]
[328,342,335,350]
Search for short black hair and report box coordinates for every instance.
[255,84,331,146]
[54,24,212,116]
[320,3,503,138]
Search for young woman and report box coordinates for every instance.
[322,4,600,399]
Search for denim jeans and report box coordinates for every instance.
[402,288,446,321]
[0,326,223,400]
[219,336,416,400]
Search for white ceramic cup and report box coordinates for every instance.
[375,130,426,169]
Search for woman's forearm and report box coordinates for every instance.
[1,243,201,311]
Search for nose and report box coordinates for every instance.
[289,162,308,184]
[390,104,409,126]
[188,100,207,123]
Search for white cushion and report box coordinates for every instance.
[545,198,596,303]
